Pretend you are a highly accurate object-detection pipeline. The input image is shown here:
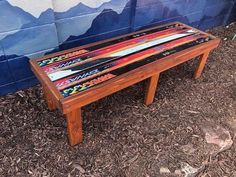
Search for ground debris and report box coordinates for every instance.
[0,24,236,176]
[202,124,233,155]
[160,167,171,174]
[181,162,205,177]
[186,110,200,114]
[73,163,86,174]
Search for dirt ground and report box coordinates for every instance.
[0,24,236,177]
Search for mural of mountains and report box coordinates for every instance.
[55,0,129,19]
[22,8,54,28]
[0,0,130,57]
[0,1,35,40]
[55,3,95,19]
[134,2,165,29]
[0,1,54,36]
[0,5,58,57]
[0,48,5,61]
[1,23,58,57]
[0,0,234,96]
[55,0,130,42]
[59,1,131,49]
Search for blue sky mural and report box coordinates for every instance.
[0,0,235,95]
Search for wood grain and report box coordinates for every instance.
[194,51,210,79]
[42,85,56,111]
[145,73,160,106]
[66,108,83,146]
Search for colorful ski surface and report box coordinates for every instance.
[38,23,180,67]
[36,22,212,97]
[43,27,187,74]
[48,29,195,81]
[55,34,205,90]
[60,37,210,97]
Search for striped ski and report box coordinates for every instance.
[55,34,206,90]
[49,29,196,82]
[38,23,180,67]
[43,27,188,74]
[60,37,210,97]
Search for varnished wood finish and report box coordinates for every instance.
[194,51,210,79]
[66,108,83,146]
[43,85,56,111]
[30,22,220,145]
[145,73,160,106]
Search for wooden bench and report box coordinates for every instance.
[30,22,220,146]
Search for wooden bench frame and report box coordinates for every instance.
[30,22,220,146]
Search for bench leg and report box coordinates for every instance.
[194,51,210,79]
[144,73,160,106]
[42,86,56,111]
[66,108,83,146]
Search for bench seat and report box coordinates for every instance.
[30,22,220,146]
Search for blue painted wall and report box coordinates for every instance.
[0,0,235,96]
[228,1,236,23]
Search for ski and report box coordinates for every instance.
[55,34,206,90]
[49,29,195,82]
[60,37,211,97]
[43,27,189,74]
[37,23,181,67]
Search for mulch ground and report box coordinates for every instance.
[0,24,236,177]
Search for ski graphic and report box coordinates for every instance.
[60,37,211,97]
[49,29,196,82]
[37,49,89,67]
[43,27,189,74]
[55,34,206,90]
[38,23,180,67]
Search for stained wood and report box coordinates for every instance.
[42,85,56,111]
[194,51,210,79]
[145,73,160,106]
[66,108,83,146]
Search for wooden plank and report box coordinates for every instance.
[30,59,63,102]
[194,51,210,79]
[66,108,83,146]
[145,73,160,106]
[42,85,57,111]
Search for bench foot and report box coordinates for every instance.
[43,86,56,111]
[194,51,210,79]
[66,108,83,146]
[144,73,160,106]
